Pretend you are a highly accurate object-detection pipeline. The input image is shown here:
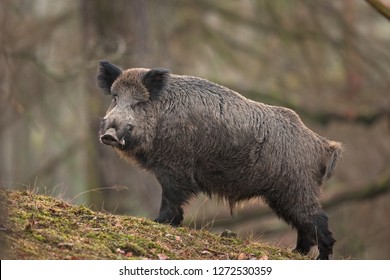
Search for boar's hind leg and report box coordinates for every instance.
[294,211,336,260]
[267,196,335,260]
[294,227,316,255]
[313,212,336,260]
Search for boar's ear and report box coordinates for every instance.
[142,68,170,99]
[97,60,123,95]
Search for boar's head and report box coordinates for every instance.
[97,60,169,155]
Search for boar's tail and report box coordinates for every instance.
[321,141,343,184]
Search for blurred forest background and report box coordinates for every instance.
[1,0,390,259]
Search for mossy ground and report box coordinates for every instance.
[0,189,305,260]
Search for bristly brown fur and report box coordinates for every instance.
[97,61,342,260]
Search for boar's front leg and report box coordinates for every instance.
[154,174,191,226]
[154,194,183,226]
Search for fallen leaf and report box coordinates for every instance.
[238,253,247,260]
[201,250,212,256]
[258,255,268,260]
[116,248,125,255]
[157,253,169,260]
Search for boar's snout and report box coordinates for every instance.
[100,127,125,148]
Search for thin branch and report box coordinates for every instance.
[324,177,390,209]
[227,86,390,127]
[295,106,390,127]
[198,176,390,228]
[365,0,390,21]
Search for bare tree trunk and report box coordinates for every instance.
[79,0,112,206]
[78,0,162,211]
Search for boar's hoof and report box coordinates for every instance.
[316,255,329,260]
[154,214,182,227]
[154,217,181,227]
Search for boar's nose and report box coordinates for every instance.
[100,128,125,148]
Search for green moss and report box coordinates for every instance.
[1,189,306,260]
[32,233,46,242]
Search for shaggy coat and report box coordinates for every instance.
[97,61,342,260]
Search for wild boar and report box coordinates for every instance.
[97,61,342,259]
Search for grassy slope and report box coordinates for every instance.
[1,189,305,260]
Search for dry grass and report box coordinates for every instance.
[1,189,306,260]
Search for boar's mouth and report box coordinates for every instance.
[100,128,126,149]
